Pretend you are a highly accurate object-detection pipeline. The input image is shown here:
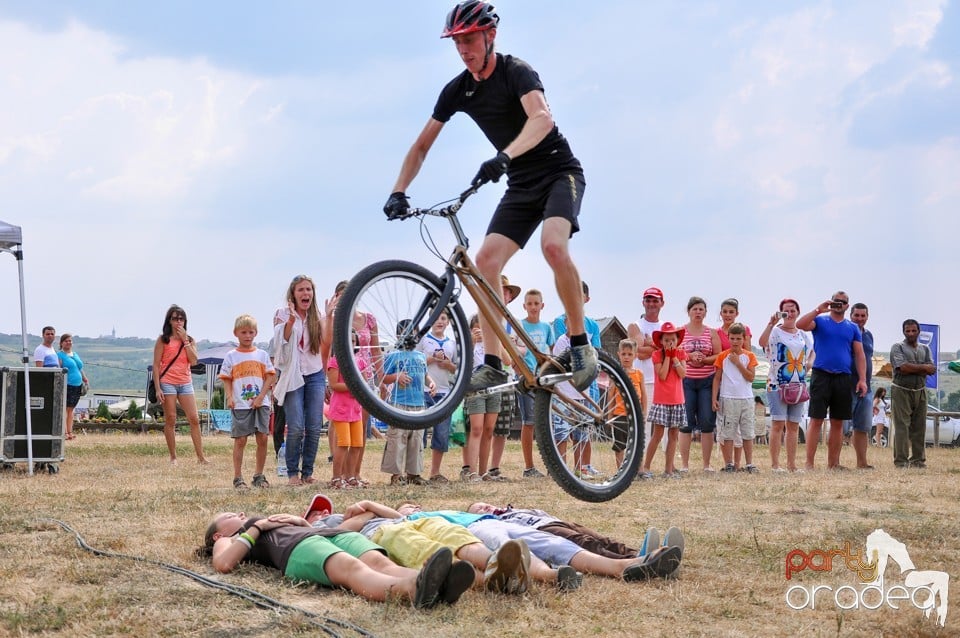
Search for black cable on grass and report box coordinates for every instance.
[41,519,375,638]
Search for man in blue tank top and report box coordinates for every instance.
[797,291,867,470]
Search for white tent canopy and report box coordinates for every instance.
[0,219,39,474]
[0,220,22,248]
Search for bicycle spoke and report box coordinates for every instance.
[534,350,644,501]
[333,261,472,430]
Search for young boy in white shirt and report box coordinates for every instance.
[416,309,458,483]
[220,314,276,489]
[711,323,759,473]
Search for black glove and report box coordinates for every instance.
[472,151,511,186]
[383,191,410,220]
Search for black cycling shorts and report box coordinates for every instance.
[488,171,585,248]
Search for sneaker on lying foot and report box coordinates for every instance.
[509,540,532,594]
[662,526,684,555]
[484,539,531,595]
[414,547,452,609]
[556,565,582,592]
[662,526,685,578]
[639,527,660,557]
[569,343,598,391]
[469,365,509,392]
[622,546,682,582]
[440,560,476,605]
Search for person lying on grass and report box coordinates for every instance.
[198,510,470,608]
[398,502,681,582]
[467,502,684,576]
[304,495,581,593]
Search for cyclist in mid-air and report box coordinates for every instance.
[383,0,597,392]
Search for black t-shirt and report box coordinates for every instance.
[432,53,581,183]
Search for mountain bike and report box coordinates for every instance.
[332,186,643,501]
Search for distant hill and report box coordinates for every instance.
[0,333,257,392]
[3,331,956,396]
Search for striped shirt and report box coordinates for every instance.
[680,327,716,380]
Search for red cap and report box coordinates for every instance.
[303,493,334,520]
[643,287,664,301]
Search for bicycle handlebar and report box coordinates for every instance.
[396,184,480,220]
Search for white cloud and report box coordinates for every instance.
[892,2,946,48]
[0,19,283,341]
[0,20,270,208]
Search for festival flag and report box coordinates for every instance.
[918,323,939,391]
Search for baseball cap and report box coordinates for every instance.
[643,287,664,301]
[303,493,334,519]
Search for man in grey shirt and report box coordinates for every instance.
[889,319,936,468]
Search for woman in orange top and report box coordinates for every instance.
[152,304,208,465]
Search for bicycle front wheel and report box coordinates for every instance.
[533,349,644,502]
[333,260,472,430]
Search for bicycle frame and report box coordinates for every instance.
[409,193,605,422]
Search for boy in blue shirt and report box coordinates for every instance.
[381,320,435,485]
[515,288,555,477]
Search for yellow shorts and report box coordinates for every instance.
[371,517,481,567]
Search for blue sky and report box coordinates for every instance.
[1,0,957,355]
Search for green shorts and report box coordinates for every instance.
[284,532,384,587]
[464,391,502,415]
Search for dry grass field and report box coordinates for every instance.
[1,432,958,638]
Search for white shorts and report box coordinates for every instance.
[717,398,755,443]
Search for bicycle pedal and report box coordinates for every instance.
[538,372,573,387]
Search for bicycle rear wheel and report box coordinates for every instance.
[333,260,472,430]
[533,349,644,502]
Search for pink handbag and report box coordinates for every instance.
[778,382,810,405]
